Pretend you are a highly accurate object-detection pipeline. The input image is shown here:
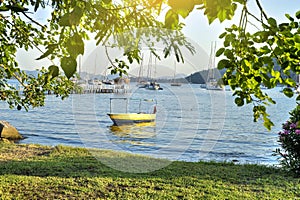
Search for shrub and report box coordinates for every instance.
[275,104,300,175]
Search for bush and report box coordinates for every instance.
[275,104,300,175]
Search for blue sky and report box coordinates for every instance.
[16,1,300,76]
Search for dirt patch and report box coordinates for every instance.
[0,144,53,161]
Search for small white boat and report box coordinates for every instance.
[206,79,224,91]
[136,81,148,88]
[107,98,157,126]
[145,81,163,90]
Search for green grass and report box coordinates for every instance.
[0,142,299,199]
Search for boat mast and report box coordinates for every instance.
[138,54,144,83]
[94,51,97,78]
[207,41,217,82]
[173,61,176,83]
[147,53,152,81]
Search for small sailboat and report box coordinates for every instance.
[136,54,148,88]
[206,42,224,91]
[107,98,157,126]
[170,61,182,86]
[144,53,163,90]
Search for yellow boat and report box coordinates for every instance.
[107,98,157,126]
[108,113,156,125]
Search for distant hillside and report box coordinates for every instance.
[185,69,223,84]
[184,59,299,85]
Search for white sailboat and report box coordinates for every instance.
[136,54,148,88]
[206,42,224,91]
[170,61,182,86]
[145,53,162,90]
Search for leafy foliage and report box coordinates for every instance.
[213,2,300,129]
[0,0,194,110]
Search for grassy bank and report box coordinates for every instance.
[0,142,299,199]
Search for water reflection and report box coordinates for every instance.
[109,122,156,146]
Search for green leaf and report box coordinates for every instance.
[61,57,77,79]
[168,0,195,12]
[165,9,179,29]
[285,14,294,21]
[234,97,244,106]
[285,78,296,87]
[69,6,83,26]
[66,33,84,57]
[167,0,195,18]
[0,5,9,11]
[219,32,227,39]
[271,70,280,79]
[36,44,57,60]
[103,0,112,4]
[233,0,246,4]
[59,14,71,26]
[59,6,83,27]
[254,76,262,83]
[283,87,294,98]
[194,0,203,5]
[215,48,225,57]
[296,10,300,19]
[267,17,277,27]
[294,34,300,43]
[263,117,274,131]
[217,59,230,70]
[217,9,227,22]
[176,9,191,18]
[48,65,59,78]
[34,0,40,12]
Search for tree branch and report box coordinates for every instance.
[105,46,118,69]
[0,64,28,89]
[255,0,268,21]
[22,11,46,29]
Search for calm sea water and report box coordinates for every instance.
[0,83,296,165]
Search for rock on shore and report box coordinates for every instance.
[0,121,23,140]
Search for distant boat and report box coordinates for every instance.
[206,42,224,91]
[107,98,157,126]
[200,84,207,89]
[144,53,163,90]
[102,79,114,85]
[170,83,182,86]
[137,81,148,88]
[206,80,224,91]
[136,54,148,88]
[145,81,163,90]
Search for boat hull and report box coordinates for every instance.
[107,113,156,125]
